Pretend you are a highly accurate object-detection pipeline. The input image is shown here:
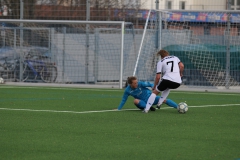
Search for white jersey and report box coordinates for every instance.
[156,55,182,84]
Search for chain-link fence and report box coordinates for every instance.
[0,1,235,22]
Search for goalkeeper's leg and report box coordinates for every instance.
[154,96,178,109]
[134,99,156,111]
[134,99,145,110]
[165,99,178,108]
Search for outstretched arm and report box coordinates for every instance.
[117,91,129,110]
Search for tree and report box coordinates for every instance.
[90,0,146,23]
[1,0,37,19]
[1,0,147,22]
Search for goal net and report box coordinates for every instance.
[0,20,137,88]
[134,10,240,90]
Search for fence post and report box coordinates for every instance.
[85,0,90,84]
[19,0,24,81]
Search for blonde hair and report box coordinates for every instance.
[157,50,169,58]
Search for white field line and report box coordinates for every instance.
[0,104,239,114]
[0,108,138,114]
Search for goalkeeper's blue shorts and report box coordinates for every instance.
[135,96,160,110]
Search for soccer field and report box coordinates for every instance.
[0,86,240,160]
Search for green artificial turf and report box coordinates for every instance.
[0,86,239,160]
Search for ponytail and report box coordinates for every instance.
[124,77,129,88]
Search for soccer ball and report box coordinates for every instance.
[0,77,4,84]
[177,102,188,113]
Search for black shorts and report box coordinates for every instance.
[157,79,181,91]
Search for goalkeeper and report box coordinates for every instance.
[117,76,178,111]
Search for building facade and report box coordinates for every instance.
[35,0,237,10]
[143,0,230,10]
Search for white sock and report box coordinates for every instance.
[158,89,170,105]
[145,93,156,111]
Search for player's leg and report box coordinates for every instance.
[134,99,156,111]
[157,79,180,107]
[134,99,145,110]
[155,79,168,108]
[165,99,178,108]
[153,96,161,109]
[153,96,160,106]
[144,90,158,113]
[157,88,170,106]
[153,96,178,109]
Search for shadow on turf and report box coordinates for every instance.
[125,107,179,114]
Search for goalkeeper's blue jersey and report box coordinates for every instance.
[117,81,153,110]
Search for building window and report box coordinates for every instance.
[238,0,240,5]
[166,1,172,9]
[180,1,186,10]
[231,0,240,10]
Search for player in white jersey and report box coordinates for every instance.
[143,49,184,113]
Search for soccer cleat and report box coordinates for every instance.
[142,109,149,113]
[156,104,161,109]
[150,106,156,111]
